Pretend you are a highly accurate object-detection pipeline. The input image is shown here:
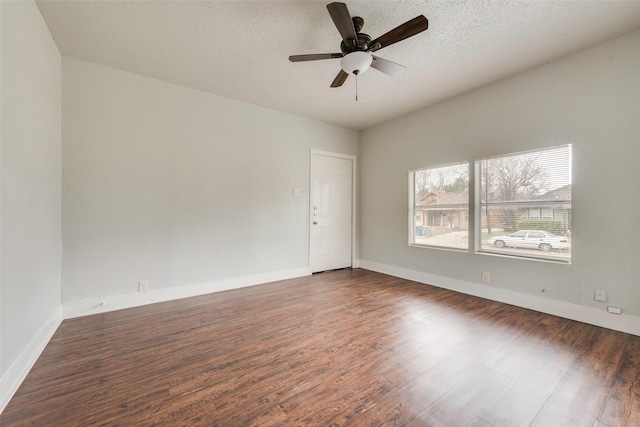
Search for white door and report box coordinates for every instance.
[310,152,353,273]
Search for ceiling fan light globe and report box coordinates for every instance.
[340,51,372,75]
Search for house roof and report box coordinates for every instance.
[416,184,572,210]
[535,184,572,202]
[482,184,571,209]
[417,191,468,207]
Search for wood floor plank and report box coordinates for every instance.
[567,327,628,383]
[468,416,497,427]
[478,362,567,426]
[530,373,610,427]
[408,366,511,427]
[2,268,640,426]
[596,334,640,427]
[348,343,501,426]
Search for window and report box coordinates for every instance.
[409,162,469,250]
[476,145,572,262]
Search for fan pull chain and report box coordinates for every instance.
[355,73,358,102]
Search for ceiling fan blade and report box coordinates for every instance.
[289,53,343,62]
[327,2,358,45]
[369,15,428,52]
[330,69,349,88]
[371,56,406,77]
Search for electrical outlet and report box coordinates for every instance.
[138,280,149,293]
[607,306,622,315]
[481,272,490,283]
[594,288,607,302]
[293,188,302,197]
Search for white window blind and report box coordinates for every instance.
[476,145,572,262]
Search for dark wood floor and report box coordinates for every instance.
[2,269,640,426]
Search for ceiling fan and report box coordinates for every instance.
[289,2,428,89]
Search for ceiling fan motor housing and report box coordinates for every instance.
[339,17,371,54]
[340,32,372,54]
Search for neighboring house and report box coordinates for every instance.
[415,191,469,229]
[528,184,572,231]
[492,184,572,231]
[415,185,571,232]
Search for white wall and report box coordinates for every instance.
[62,57,358,305]
[1,0,62,409]
[360,30,640,322]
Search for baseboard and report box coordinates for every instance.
[1,306,62,414]
[62,266,312,319]
[359,260,640,336]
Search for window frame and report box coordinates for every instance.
[474,144,572,264]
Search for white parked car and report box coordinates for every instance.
[488,230,569,252]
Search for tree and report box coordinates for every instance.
[481,153,549,232]
[414,169,431,199]
[443,175,469,193]
[415,164,468,200]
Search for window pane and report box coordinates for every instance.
[410,163,469,250]
[477,145,572,262]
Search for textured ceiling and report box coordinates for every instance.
[36,0,640,130]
